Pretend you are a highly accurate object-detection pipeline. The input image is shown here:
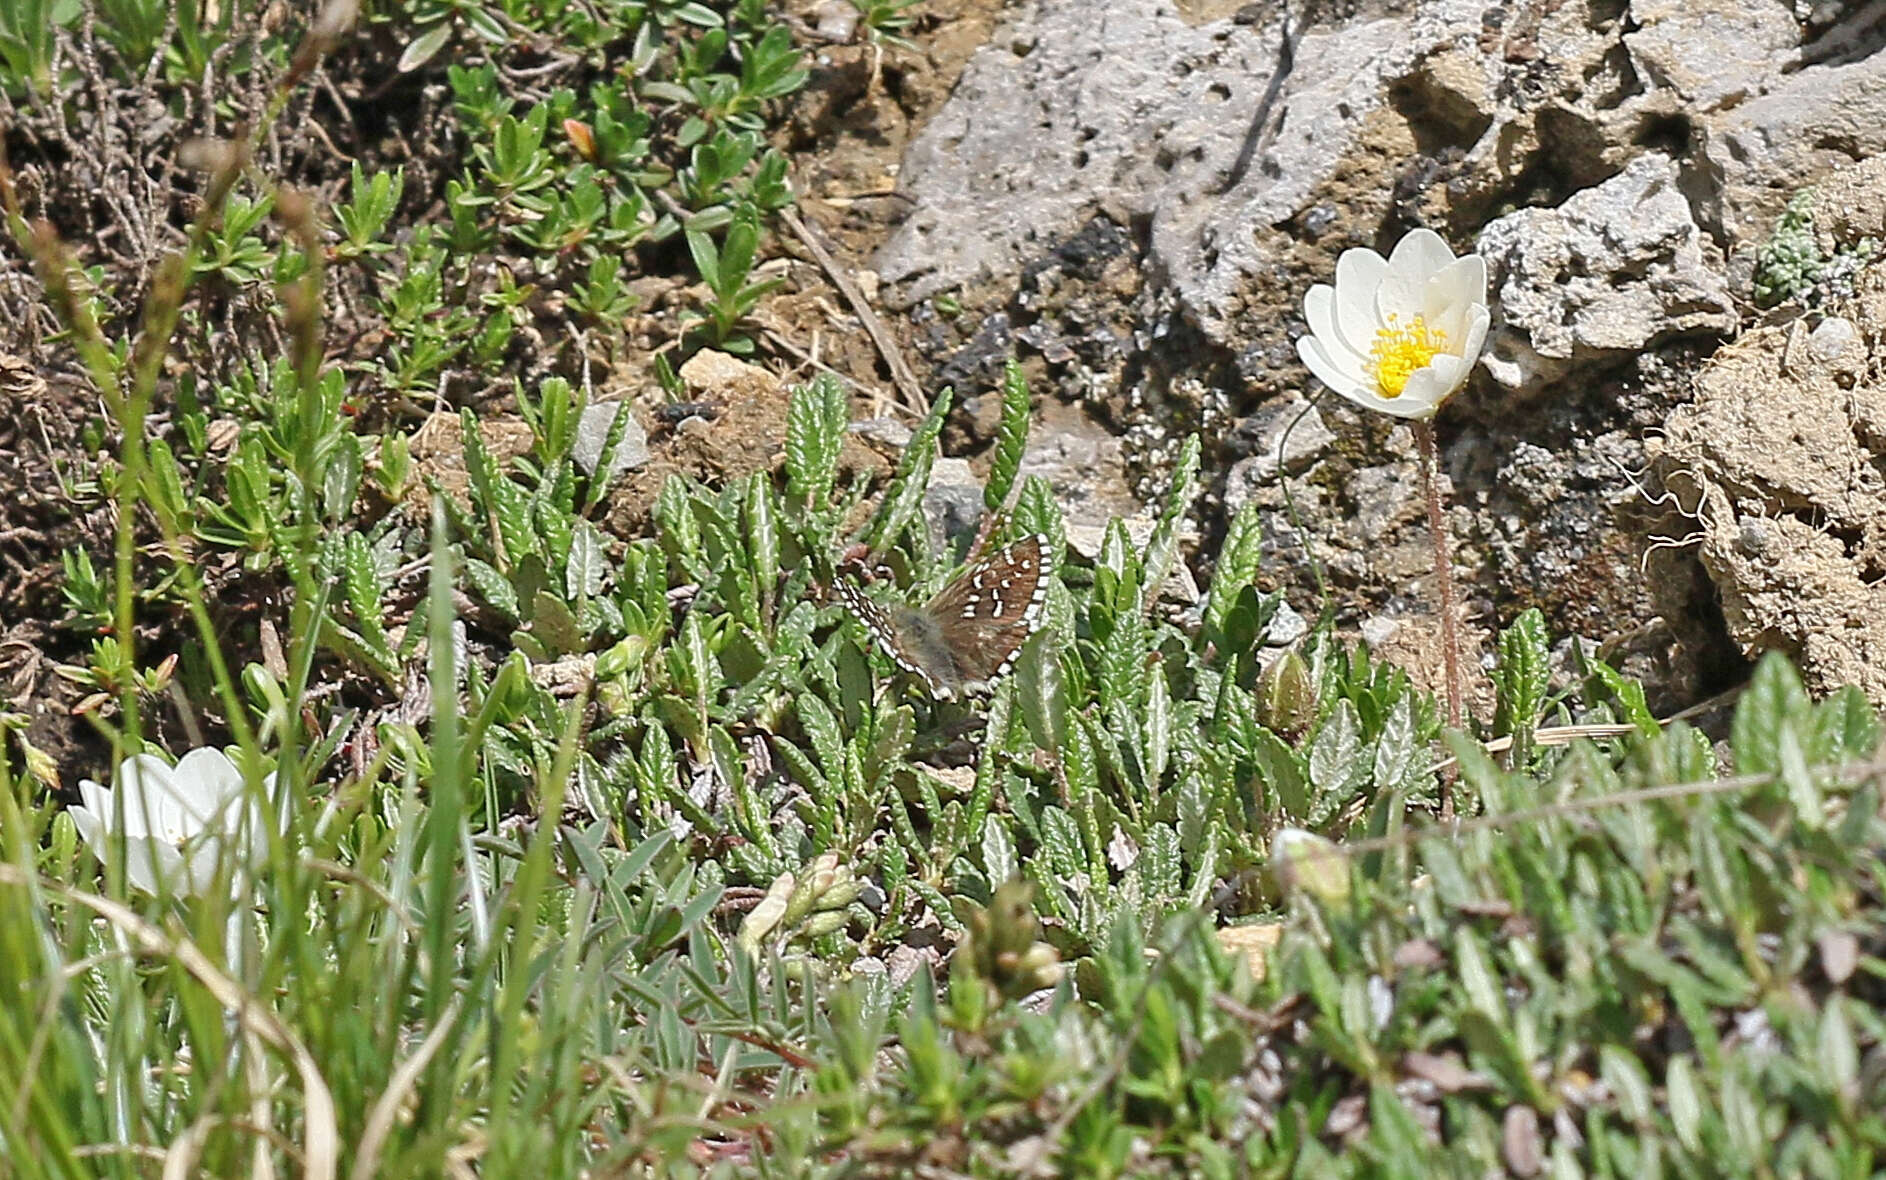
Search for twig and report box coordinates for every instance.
[778,206,928,415]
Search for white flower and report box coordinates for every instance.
[70,749,277,898]
[1296,228,1490,420]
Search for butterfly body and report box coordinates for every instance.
[837,534,1051,700]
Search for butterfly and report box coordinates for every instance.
[834,533,1051,700]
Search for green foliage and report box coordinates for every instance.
[1754,189,1823,308]
[1753,186,1881,308]
[10,4,1886,1177]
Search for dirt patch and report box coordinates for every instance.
[603,350,889,536]
[1649,263,1886,707]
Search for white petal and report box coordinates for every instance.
[1301,338,1427,418]
[1305,286,1374,377]
[70,805,107,856]
[1441,253,1487,310]
[181,836,229,897]
[1387,228,1455,282]
[128,837,175,897]
[1397,365,1454,413]
[1420,257,1480,329]
[1348,386,1434,419]
[1423,354,1473,398]
[219,797,269,869]
[1429,300,1470,351]
[1379,230,1457,323]
[1297,335,1370,398]
[172,748,243,820]
[1458,305,1491,364]
[77,781,114,830]
[1375,271,1423,324]
[1304,283,1340,347]
[1332,248,1388,348]
[119,754,183,839]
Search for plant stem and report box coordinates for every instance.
[1413,419,1463,820]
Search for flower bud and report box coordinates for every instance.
[1255,648,1316,738]
[1270,827,1350,904]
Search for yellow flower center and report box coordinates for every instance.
[1368,315,1446,398]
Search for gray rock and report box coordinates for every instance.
[924,457,985,548]
[850,417,914,450]
[571,401,649,483]
[1358,616,1400,649]
[876,0,1492,335]
[1263,600,1308,648]
[1222,395,1336,512]
[1477,155,1735,395]
[1699,50,1886,284]
[1808,316,1858,364]
[1015,420,1143,526]
[1623,0,1798,115]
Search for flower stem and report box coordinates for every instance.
[1413,419,1463,820]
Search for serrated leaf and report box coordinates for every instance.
[1372,694,1415,790]
[785,375,847,514]
[1819,996,1858,1095]
[1494,607,1550,745]
[863,389,949,555]
[1251,727,1307,821]
[982,818,1017,885]
[1730,651,1809,775]
[566,519,610,599]
[1599,1045,1653,1125]
[1775,720,1824,829]
[1205,502,1264,639]
[1455,926,1504,1020]
[1142,823,1181,901]
[1040,807,1085,883]
[529,590,585,655]
[1308,699,1363,801]
[984,359,1031,512]
[1145,667,1171,786]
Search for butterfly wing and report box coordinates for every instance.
[834,579,954,697]
[923,533,1051,690]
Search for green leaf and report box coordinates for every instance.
[982,818,1018,885]
[1454,926,1505,1020]
[1144,667,1171,787]
[398,22,452,73]
[984,359,1031,513]
[1666,1055,1705,1154]
[1599,1045,1653,1125]
[864,388,951,555]
[1731,650,1809,775]
[785,375,847,516]
[1775,721,1825,829]
[1372,695,1415,791]
[685,224,721,291]
[1493,607,1550,750]
[798,692,844,780]
[1308,700,1362,800]
[1819,996,1858,1096]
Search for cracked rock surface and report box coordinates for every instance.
[875,0,1886,710]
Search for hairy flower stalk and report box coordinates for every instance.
[1297,229,1489,818]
